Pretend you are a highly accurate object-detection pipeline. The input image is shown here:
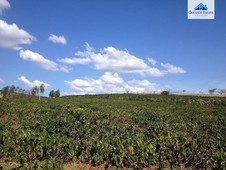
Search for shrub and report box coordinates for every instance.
[161,91,170,95]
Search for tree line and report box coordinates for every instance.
[208,88,226,95]
[0,85,60,99]
[0,85,29,98]
[49,90,60,98]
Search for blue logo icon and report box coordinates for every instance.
[195,3,208,10]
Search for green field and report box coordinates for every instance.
[0,94,225,169]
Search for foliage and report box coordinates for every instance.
[49,89,60,98]
[0,85,30,98]
[219,89,226,95]
[55,90,60,98]
[0,94,225,169]
[49,90,54,98]
[31,86,39,96]
[40,84,45,94]
[1,86,10,98]
[209,88,217,94]
[31,84,45,97]
[161,90,170,95]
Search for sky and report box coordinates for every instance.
[0,0,226,95]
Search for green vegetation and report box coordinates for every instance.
[0,85,46,99]
[0,94,225,169]
[31,84,45,98]
[0,85,30,98]
[160,91,170,95]
[49,89,61,98]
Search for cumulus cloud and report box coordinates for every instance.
[65,72,124,94]
[161,63,186,74]
[0,77,4,83]
[0,20,36,50]
[19,50,59,71]
[91,46,163,76]
[59,43,186,77]
[100,72,123,85]
[58,65,72,73]
[58,57,91,64]
[125,80,160,93]
[19,50,72,72]
[0,0,10,15]
[60,43,164,76]
[148,57,157,66]
[48,34,67,45]
[65,72,160,95]
[18,76,50,88]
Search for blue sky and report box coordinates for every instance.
[0,0,226,95]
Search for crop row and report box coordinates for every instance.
[0,94,225,169]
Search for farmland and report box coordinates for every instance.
[0,94,225,169]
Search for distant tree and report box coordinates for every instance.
[2,86,10,98]
[15,86,19,93]
[38,84,45,100]
[49,89,60,98]
[40,84,45,94]
[31,88,35,96]
[209,88,217,94]
[1,85,33,98]
[219,89,226,95]
[182,90,186,93]
[25,90,30,95]
[15,86,22,93]
[31,86,39,96]
[54,89,60,98]
[49,90,55,98]
[161,90,170,95]
[125,88,130,94]
[1,85,19,98]
[10,85,16,94]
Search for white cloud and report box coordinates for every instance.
[18,76,50,88]
[92,46,162,76]
[161,63,186,74]
[19,50,59,71]
[125,79,160,93]
[65,72,124,94]
[100,72,123,85]
[58,57,91,64]
[65,72,160,95]
[59,43,186,77]
[0,0,10,15]
[59,65,72,73]
[0,77,4,83]
[0,20,35,50]
[48,34,67,45]
[59,43,164,76]
[19,50,72,72]
[148,57,157,66]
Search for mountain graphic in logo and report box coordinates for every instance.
[195,3,208,10]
